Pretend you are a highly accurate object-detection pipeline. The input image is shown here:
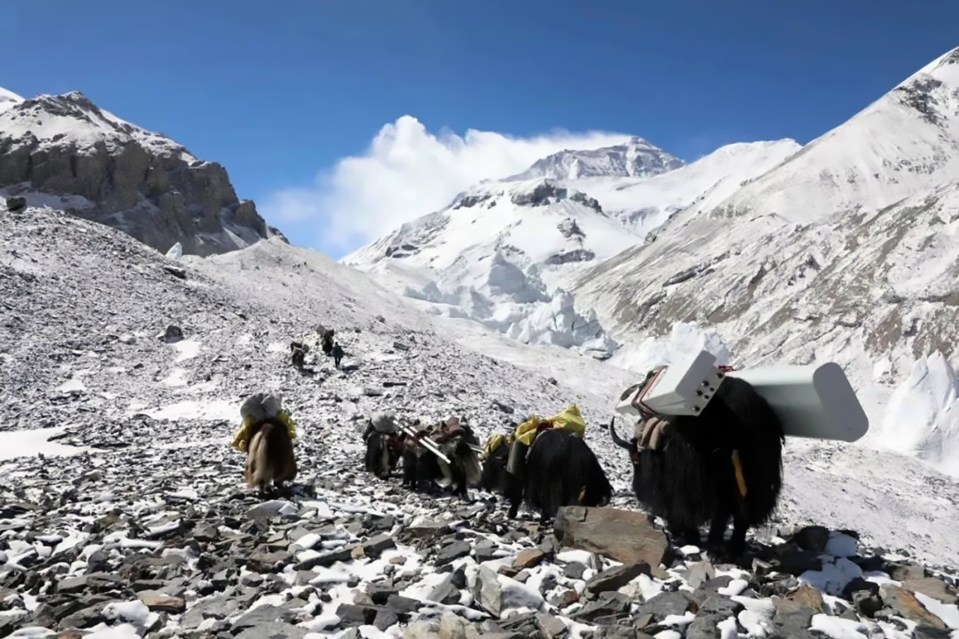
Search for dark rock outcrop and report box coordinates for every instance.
[0,91,282,256]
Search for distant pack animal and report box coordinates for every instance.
[332,343,344,369]
[481,429,612,522]
[402,419,482,499]
[290,341,308,369]
[608,371,785,555]
[245,417,298,494]
[363,412,403,479]
[321,329,335,356]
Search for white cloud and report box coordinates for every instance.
[264,115,630,257]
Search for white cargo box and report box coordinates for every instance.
[616,350,725,418]
[728,362,868,443]
[615,352,869,443]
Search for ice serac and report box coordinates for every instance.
[0,90,282,256]
[880,352,959,477]
[506,136,684,181]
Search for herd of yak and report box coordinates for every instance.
[239,347,788,556]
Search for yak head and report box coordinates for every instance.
[608,416,642,465]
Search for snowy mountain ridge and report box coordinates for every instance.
[706,46,959,225]
[0,86,22,113]
[348,45,959,482]
[343,178,634,358]
[346,139,801,358]
[0,87,281,256]
[563,138,801,236]
[505,136,685,180]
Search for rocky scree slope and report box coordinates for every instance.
[0,88,281,257]
[2,206,959,637]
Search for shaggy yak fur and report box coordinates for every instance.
[290,341,307,369]
[479,439,524,518]
[482,429,613,522]
[608,374,785,555]
[364,430,403,479]
[332,343,344,369]
[245,418,298,494]
[402,424,481,499]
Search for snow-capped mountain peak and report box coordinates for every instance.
[1,90,195,162]
[0,86,22,113]
[705,45,959,225]
[507,135,685,180]
[0,89,280,256]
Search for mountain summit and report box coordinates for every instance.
[507,136,684,180]
[0,89,281,256]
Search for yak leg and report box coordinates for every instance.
[402,456,417,490]
[505,478,522,519]
[726,514,748,555]
[541,481,564,524]
[668,522,702,546]
[707,508,731,546]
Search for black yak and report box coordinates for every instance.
[290,341,307,369]
[479,435,524,518]
[482,429,612,523]
[364,429,404,479]
[402,419,482,499]
[332,343,344,369]
[321,329,335,356]
[608,372,785,555]
[245,418,298,495]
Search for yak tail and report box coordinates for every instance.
[456,440,483,486]
[582,453,613,507]
[245,425,272,489]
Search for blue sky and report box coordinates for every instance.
[3,0,959,257]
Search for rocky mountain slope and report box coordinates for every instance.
[505,137,684,181]
[569,46,959,479]
[2,203,959,638]
[0,87,281,257]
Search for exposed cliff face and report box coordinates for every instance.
[0,90,283,256]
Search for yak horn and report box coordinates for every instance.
[607,417,632,450]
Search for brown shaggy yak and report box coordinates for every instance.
[245,418,297,494]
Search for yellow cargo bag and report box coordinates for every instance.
[514,404,587,447]
[231,410,297,453]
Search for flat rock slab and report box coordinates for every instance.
[553,506,669,567]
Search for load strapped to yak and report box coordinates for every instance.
[231,392,298,453]
[401,417,483,485]
[506,403,588,479]
[615,350,869,444]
